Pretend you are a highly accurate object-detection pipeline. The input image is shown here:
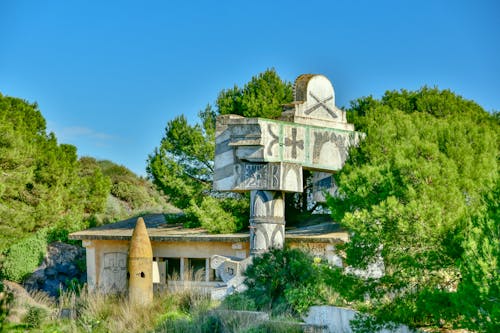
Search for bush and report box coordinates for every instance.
[0,281,13,331]
[24,305,48,328]
[455,181,500,332]
[284,283,326,315]
[0,228,47,282]
[243,247,325,314]
[111,182,150,209]
[185,197,240,234]
[221,293,257,311]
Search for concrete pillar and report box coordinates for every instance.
[249,190,285,255]
[205,258,210,282]
[180,257,185,281]
[83,240,97,292]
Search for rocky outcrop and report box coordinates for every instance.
[23,242,86,296]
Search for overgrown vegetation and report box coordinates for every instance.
[2,73,499,332]
[0,281,13,331]
[242,247,331,316]
[326,87,499,331]
[0,229,48,283]
[2,283,304,332]
[233,247,371,317]
[0,94,103,251]
[0,93,175,283]
[147,69,293,233]
[95,159,176,224]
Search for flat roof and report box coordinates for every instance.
[69,213,347,243]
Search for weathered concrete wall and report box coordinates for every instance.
[83,238,252,293]
[83,240,129,294]
[83,236,344,295]
[151,240,249,259]
[303,306,418,333]
[213,117,361,192]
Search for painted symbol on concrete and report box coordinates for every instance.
[305,92,337,118]
[245,164,267,188]
[271,164,279,187]
[313,131,331,163]
[284,128,304,159]
[267,124,279,156]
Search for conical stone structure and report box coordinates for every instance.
[127,217,153,305]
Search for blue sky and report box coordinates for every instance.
[1,0,499,176]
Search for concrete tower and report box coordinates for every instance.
[127,217,153,305]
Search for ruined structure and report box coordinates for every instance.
[69,214,347,296]
[69,74,360,299]
[214,74,361,254]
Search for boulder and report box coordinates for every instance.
[44,267,58,279]
[23,242,86,297]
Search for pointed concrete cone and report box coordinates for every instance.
[127,217,153,305]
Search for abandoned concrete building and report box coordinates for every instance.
[69,213,347,294]
[69,74,361,296]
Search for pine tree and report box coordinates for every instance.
[147,69,293,232]
[327,87,499,329]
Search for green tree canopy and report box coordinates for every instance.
[147,69,293,232]
[0,93,111,252]
[327,87,499,330]
[0,92,174,282]
[217,69,293,118]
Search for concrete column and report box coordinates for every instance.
[83,241,97,292]
[205,258,210,282]
[180,257,185,281]
[249,190,285,255]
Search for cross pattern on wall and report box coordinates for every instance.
[305,92,337,118]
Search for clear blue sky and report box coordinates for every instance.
[1,0,499,176]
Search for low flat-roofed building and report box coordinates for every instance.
[69,213,347,294]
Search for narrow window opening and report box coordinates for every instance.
[188,258,206,281]
[165,258,181,279]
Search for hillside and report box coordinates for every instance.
[93,158,179,225]
[0,92,177,284]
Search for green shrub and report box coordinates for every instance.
[155,310,223,333]
[219,196,250,231]
[320,264,370,303]
[24,305,48,328]
[454,181,500,333]
[177,290,210,314]
[46,227,70,243]
[0,228,47,282]
[186,197,240,234]
[243,247,322,314]
[284,283,326,315]
[111,182,150,209]
[0,281,13,331]
[221,292,257,311]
